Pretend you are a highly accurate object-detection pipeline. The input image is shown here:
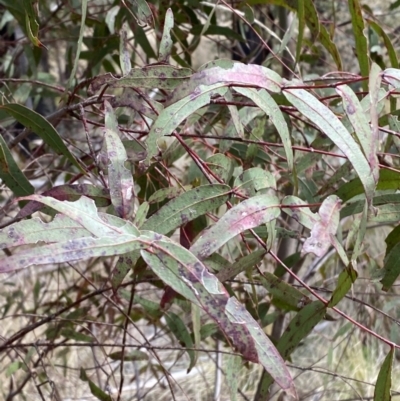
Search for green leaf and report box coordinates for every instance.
[158,8,174,63]
[367,20,399,69]
[165,311,195,372]
[144,84,227,164]
[234,167,276,197]
[336,84,379,187]
[104,100,134,218]
[119,22,131,75]
[0,104,84,172]
[261,273,311,311]
[328,265,358,307]
[336,169,400,202]
[0,134,34,196]
[142,184,231,235]
[0,214,91,249]
[66,0,87,90]
[18,195,139,237]
[348,0,369,88]
[374,348,394,401]
[22,0,41,47]
[205,153,234,183]
[0,234,145,273]
[226,354,241,401]
[281,195,319,230]
[283,86,376,200]
[216,249,267,282]
[80,368,113,401]
[108,350,148,361]
[60,328,94,342]
[190,194,280,260]
[233,87,293,171]
[381,242,400,291]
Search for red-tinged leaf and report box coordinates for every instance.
[328,265,358,307]
[225,297,296,398]
[283,86,376,200]
[302,195,341,257]
[374,348,394,401]
[190,194,280,260]
[168,63,282,106]
[255,301,326,399]
[16,184,110,219]
[0,234,145,273]
[140,234,294,393]
[382,68,400,89]
[104,100,134,218]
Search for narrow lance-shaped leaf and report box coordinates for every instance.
[0,134,34,196]
[104,100,134,218]
[302,195,341,257]
[190,194,280,260]
[165,311,195,372]
[119,22,131,75]
[348,0,370,88]
[158,8,174,63]
[144,84,227,164]
[168,63,282,106]
[260,273,311,311]
[328,265,358,307]
[336,84,379,186]
[234,167,276,197]
[0,104,84,172]
[142,184,231,235]
[140,236,295,395]
[283,87,376,200]
[374,348,394,401]
[66,0,87,90]
[0,234,145,273]
[255,301,326,400]
[17,195,139,237]
[281,195,319,230]
[369,63,382,184]
[225,297,297,399]
[233,87,293,171]
[0,214,92,249]
[90,66,192,93]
